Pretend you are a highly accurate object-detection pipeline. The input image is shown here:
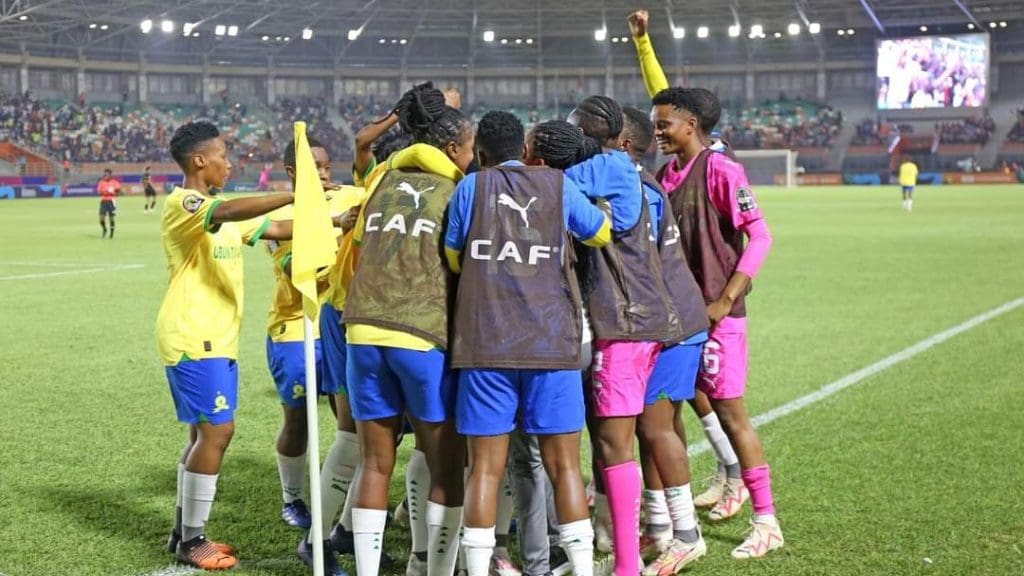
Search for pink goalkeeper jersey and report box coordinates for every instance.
[660,150,772,332]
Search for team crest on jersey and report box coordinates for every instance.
[736,186,757,213]
[183,194,205,214]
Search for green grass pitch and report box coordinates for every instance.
[1,185,1022,576]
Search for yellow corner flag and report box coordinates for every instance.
[290,122,337,320]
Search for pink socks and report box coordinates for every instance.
[741,464,776,517]
[603,461,641,575]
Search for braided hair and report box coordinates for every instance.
[568,95,624,145]
[372,127,413,164]
[394,82,470,151]
[529,120,600,170]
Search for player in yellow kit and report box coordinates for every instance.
[898,156,918,211]
[263,136,361,575]
[158,121,298,571]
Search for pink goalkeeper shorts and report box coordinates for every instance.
[589,339,661,418]
[697,318,748,400]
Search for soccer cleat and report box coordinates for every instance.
[175,535,238,571]
[708,479,748,523]
[297,538,348,576]
[642,537,707,576]
[639,532,672,563]
[405,552,427,576]
[329,524,354,555]
[166,531,235,556]
[731,518,784,559]
[490,548,522,576]
[692,472,726,508]
[549,545,572,576]
[393,497,409,528]
[282,499,312,529]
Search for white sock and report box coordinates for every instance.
[182,471,218,541]
[643,489,671,534]
[340,463,362,531]
[406,449,430,554]
[559,519,595,576]
[174,462,186,533]
[352,507,388,576]
[496,470,514,538]
[427,501,463,576]
[276,451,307,504]
[665,484,699,542]
[462,526,496,576]
[701,413,739,474]
[313,431,360,543]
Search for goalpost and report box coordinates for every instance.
[733,149,799,188]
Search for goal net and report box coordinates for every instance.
[733,149,798,188]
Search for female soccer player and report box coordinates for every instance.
[651,85,784,559]
[564,96,680,576]
[159,121,296,570]
[262,136,363,576]
[343,83,475,576]
[449,112,610,576]
[629,9,749,522]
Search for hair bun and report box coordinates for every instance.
[396,82,447,134]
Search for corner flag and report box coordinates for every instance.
[290,121,337,320]
[290,122,338,576]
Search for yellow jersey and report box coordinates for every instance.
[266,188,364,342]
[346,144,463,352]
[327,184,373,311]
[898,162,919,187]
[156,187,269,365]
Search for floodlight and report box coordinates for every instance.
[728,24,740,38]
[594,28,607,42]
[161,20,174,34]
[214,24,226,36]
[809,22,820,34]
[483,30,495,42]
[227,25,239,37]
[788,23,800,35]
[697,26,709,38]
[302,28,313,40]
[672,27,685,39]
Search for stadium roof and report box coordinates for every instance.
[1,0,1021,67]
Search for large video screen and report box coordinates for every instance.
[876,34,989,110]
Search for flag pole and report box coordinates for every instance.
[303,313,325,576]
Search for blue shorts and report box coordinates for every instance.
[265,337,331,408]
[166,358,238,425]
[457,369,585,436]
[902,186,914,194]
[320,304,348,395]
[347,345,454,423]
[645,331,708,406]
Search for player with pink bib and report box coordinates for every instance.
[652,86,784,559]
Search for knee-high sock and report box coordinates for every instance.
[427,501,463,576]
[742,465,776,520]
[406,449,430,554]
[312,431,360,543]
[182,471,218,542]
[602,462,640,575]
[352,507,388,576]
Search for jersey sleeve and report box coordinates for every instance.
[633,33,670,98]
[164,191,222,242]
[706,154,764,230]
[444,175,477,252]
[239,216,271,246]
[562,177,609,246]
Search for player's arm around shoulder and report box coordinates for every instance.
[563,177,611,248]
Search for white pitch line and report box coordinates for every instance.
[2,261,97,267]
[131,296,1024,576]
[688,296,1024,456]
[0,264,144,281]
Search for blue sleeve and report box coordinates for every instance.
[562,177,606,241]
[564,154,606,199]
[643,183,662,239]
[445,174,477,251]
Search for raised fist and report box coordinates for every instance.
[628,10,649,38]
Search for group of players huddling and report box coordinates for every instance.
[155,10,783,576]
